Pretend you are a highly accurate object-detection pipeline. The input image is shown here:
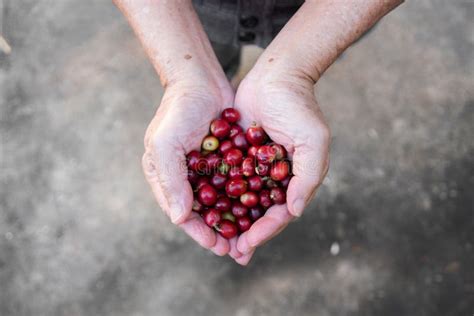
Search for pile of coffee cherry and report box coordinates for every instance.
[187,108,292,239]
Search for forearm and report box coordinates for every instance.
[252,0,403,82]
[114,0,226,88]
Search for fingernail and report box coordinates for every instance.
[292,198,305,217]
[170,205,185,224]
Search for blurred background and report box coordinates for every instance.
[1,1,473,315]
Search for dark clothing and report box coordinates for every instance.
[192,0,304,76]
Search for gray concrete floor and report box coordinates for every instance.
[1,1,473,315]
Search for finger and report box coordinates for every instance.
[237,204,294,254]
[210,234,230,256]
[228,236,243,259]
[179,212,217,249]
[235,248,256,266]
[286,123,330,217]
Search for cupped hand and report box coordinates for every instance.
[142,79,242,258]
[232,70,331,260]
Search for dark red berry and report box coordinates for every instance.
[231,132,249,150]
[240,191,259,207]
[247,146,259,157]
[186,150,201,171]
[225,178,248,198]
[280,176,291,188]
[249,205,264,222]
[219,140,233,155]
[192,199,204,212]
[255,163,270,176]
[216,220,238,239]
[242,157,255,177]
[224,148,243,166]
[271,143,286,160]
[206,153,221,171]
[246,123,267,146]
[237,216,252,232]
[202,135,219,151]
[270,187,286,204]
[203,208,221,227]
[229,125,243,138]
[248,175,263,191]
[210,173,227,189]
[215,196,231,212]
[210,119,231,138]
[271,161,289,181]
[195,177,209,191]
[188,169,199,185]
[231,201,248,217]
[256,145,276,164]
[259,190,273,209]
[228,166,243,179]
[221,108,240,123]
[198,184,217,206]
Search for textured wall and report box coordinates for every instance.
[1,1,473,315]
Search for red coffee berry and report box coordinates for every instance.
[225,178,248,198]
[271,143,286,160]
[192,199,204,212]
[210,173,227,189]
[229,125,243,138]
[246,123,267,146]
[202,135,219,151]
[203,208,221,227]
[231,132,249,150]
[242,157,255,177]
[215,196,231,212]
[224,148,243,166]
[186,150,201,171]
[198,184,217,206]
[237,216,252,232]
[248,175,263,191]
[259,190,273,209]
[231,201,248,217]
[256,145,276,164]
[270,161,289,181]
[206,153,221,171]
[249,205,264,222]
[222,212,236,222]
[240,191,259,207]
[221,108,240,123]
[247,146,259,157]
[270,187,286,204]
[228,166,243,179]
[216,220,238,239]
[188,169,199,185]
[219,140,233,155]
[195,177,209,191]
[210,119,231,138]
[280,176,291,188]
[255,163,270,176]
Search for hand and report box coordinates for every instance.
[142,79,241,258]
[232,69,331,260]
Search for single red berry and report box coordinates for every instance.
[202,135,219,151]
[280,176,291,188]
[221,108,240,123]
[265,178,278,189]
[228,166,243,179]
[225,178,248,198]
[186,150,201,171]
[231,201,248,217]
[240,191,259,207]
[271,143,287,160]
[270,187,286,204]
[210,118,231,138]
[229,125,243,138]
[256,145,276,164]
[224,148,243,166]
[215,196,231,212]
[210,173,227,189]
[195,157,210,175]
[247,146,259,157]
[248,175,263,191]
[216,220,238,239]
[198,184,217,206]
[187,169,199,185]
[231,132,249,150]
[219,140,233,155]
[249,205,264,222]
[222,212,236,222]
[237,216,252,232]
[195,177,209,191]
[206,153,221,171]
[255,163,270,176]
[192,199,204,212]
[203,208,221,227]
[242,157,255,177]
[271,161,289,181]
[259,190,273,209]
[246,123,267,146]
